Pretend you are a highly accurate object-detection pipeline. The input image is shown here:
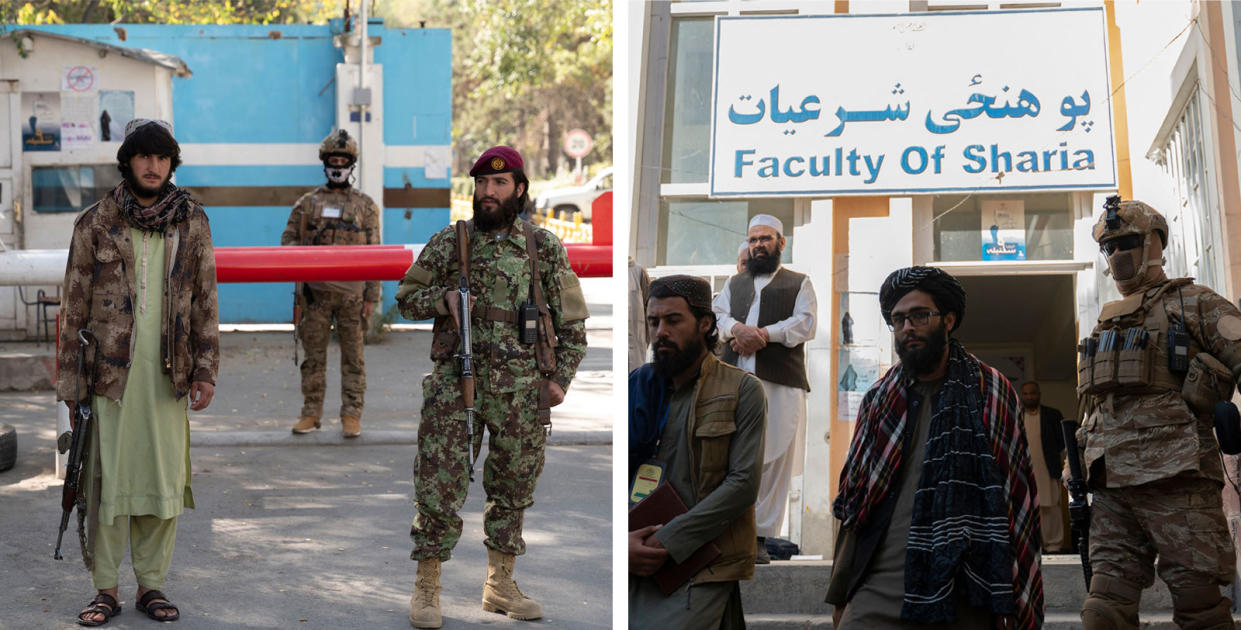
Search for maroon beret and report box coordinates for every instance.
[469,146,524,177]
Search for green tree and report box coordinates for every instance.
[6,0,343,25]
[412,0,612,178]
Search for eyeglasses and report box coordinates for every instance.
[1101,234,1142,255]
[887,310,943,331]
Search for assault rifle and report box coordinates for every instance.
[54,329,97,560]
[455,220,477,482]
[1061,418,1092,588]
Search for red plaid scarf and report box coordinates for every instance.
[833,340,1043,629]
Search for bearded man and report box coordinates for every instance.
[628,274,767,629]
[826,266,1043,630]
[712,214,816,563]
[396,146,589,628]
[58,119,218,625]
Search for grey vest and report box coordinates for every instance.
[722,267,811,391]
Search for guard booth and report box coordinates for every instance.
[0,19,453,335]
[0,30,185,339]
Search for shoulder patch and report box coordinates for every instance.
[1218,315,1241,341]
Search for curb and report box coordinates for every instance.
[190,429,612,448]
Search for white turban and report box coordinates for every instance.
[738,240,750,255]
[748,214,783,235]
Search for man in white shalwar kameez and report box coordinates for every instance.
[713,214,817,563]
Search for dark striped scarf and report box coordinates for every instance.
[113,181,192,233]
[833,339,1043,629]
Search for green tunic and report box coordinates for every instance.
[86,227,193,527]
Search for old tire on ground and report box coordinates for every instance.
[0,423,16,472]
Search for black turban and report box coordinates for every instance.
[649,274,712,312]
[879,266,966,332]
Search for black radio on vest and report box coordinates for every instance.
[520,303,539,344]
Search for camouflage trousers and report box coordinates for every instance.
[1085,476,1234,628]
[410,369,547,561]
[298,289,366,419]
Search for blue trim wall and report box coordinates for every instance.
[22,22,452,323]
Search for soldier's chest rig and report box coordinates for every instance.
[300,193,367,246]
[1078,278,1234,419]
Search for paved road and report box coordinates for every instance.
[0,278,615,628]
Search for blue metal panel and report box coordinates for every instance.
[382,166,450,189]
[176,165,324,187]
[381,206,448,320]
[202,205,296,322]
[378,28,453,146]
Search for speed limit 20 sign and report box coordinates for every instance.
[563,129,592,159]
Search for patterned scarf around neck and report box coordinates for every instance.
[832,339,1043,630]
[114,181,191,233]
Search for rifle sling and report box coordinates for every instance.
[522,221,555,426]
[521,221,550,328]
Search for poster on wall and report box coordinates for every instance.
[61,93,97,150]
[981,199,1026,260]
[21,92,61,152]
[837,347,884,421]
[98,90,134,142]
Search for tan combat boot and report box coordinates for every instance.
[341,415,361,438]
[291,416,320,434]
[481,548,542,620]
[409,559,442,628]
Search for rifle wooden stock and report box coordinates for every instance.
[454,221,477,480]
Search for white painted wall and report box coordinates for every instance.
[0,32,174,338]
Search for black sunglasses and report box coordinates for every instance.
[1101,234,1142,255]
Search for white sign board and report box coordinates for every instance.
[710,8,1116,197]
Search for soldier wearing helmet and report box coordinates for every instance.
[280,129,381,438]
[1072,195,1241,629]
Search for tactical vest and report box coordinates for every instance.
[1077,278,1233,487]
[299,188,372,246]
[721,267,811,391]
[687,354,757,584]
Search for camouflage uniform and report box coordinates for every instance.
[57,189,219,403]
[1076,199,1241,630]
[280,185,381,420]
[396,216,589,560]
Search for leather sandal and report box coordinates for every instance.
[77,592,121,626]
[136,589,180,622]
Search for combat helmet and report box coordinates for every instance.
[319,129,359,163]
[1093,195,1170,295]
[1091,196,1168,247]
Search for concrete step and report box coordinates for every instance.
[744,612,1241,629]
[0,350,54,391]
[739,555,1176,615]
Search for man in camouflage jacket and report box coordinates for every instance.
[1075,197,1241,630]
[398,146,588,628]
[281,129,381,438]
[57,119,217,625]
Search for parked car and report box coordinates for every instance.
[534,167,612,221]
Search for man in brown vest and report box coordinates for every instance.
[628,274,766,629]
[713,214,817,563]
